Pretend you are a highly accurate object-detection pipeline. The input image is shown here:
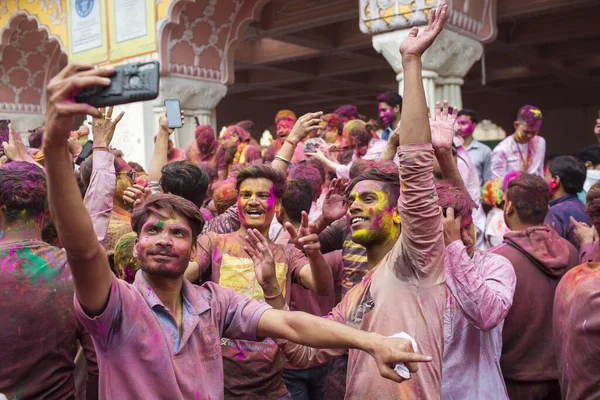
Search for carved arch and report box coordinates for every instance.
[158,0,271,84]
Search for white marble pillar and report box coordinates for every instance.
[373,28,483,114]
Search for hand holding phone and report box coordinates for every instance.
[164,99,183,129]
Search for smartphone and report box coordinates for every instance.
[0,120,9,149]
[75,61,160,108]
[164,99,182,129]
[75,140,94,165]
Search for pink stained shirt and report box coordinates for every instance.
[277,144,446,399]
[83,150,115,246]
[491,134,546,179]
[442,241,516,400]
[74,272,270,400]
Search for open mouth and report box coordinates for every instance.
[350,216,369,226]
[246,210,265,219]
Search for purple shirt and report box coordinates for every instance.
[74,271,270,399]
[545,194,591,249]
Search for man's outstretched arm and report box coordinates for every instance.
[43,63,117,316]
[257,309,431,384]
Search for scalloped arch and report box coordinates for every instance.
[0,11,67,113]
[158,0,271,85]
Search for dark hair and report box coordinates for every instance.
[435,181,477,227]
[333,105,360,122]
[457,109,480,124]
[350,159,376,180]
[578,145,600,168]
[289,165,322,201]
[28,126,44,148]
[376,91,403,110]
[305,159,326,183]
[506,174,550,225]
[74,170,87,199]
[128,162,146,174]
[160,161,209,209]
[131,193,204,241]
[0,161,47,224]
[235,164,287,199]
[282,179,314,223]
[548,155,586,195]
[586,181,600,234]
[348,162,400,206]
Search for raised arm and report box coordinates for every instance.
[84,107,124,245]
[43,63,116,316]
[148,107,184,181]
[379,126,400,161]
[271,112,322,173]
[443,208,516,330]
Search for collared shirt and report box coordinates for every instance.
[464,139,492,185]
[545,194,591,249]
[75,270,270,399]
[443,242,515,400]
[491,134,546,179]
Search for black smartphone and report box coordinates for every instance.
[164,99,182,129]
[75,140,94,165]
[75,61,160,108]
[0,120,9,151]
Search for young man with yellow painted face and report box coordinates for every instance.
[268,5,454,398]
[185,164,335,399]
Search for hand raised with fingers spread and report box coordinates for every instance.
[399,3,448,59]
[44,63,116,149]
[158,107,185,135]
[304,148,328,163]
[286,211,322,258]
[288,112,324,144]
[243,229,278,291]
[92,106,125,147]
[430,100,457,151]
[322,178,349,223]
[441,207,461,246]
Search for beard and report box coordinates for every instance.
[137,251,188,279]
[351,227,390,247]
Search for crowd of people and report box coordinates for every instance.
[1,4,600,399]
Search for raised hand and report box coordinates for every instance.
[399,3,448,59]
[44,63,115,149]
[441,206,461,246]
[3,124,36,164]
[370,335,432,383]
[244,229,279,293]
[288,112,323,144]
[92,106,125,147]
[322,178,349,223]
[123,184,152,210]
[285,211,323,258]
[158,106,185,135]
[430,100,457,151]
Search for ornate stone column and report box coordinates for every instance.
[373,29,483,114]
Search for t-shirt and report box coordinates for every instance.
[74,271,270,399]
[278,145,446,399]
[554,261,600,400]
[195,230,309,399]
[0,240,96,400]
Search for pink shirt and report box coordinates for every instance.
[443,242,515,399]
[491,134,546,179]
[74,272,270,399]
[278,144,446,399]
[83,150,115,246]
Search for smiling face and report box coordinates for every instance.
[378,102,395,127]
[456,115,475,137]
[346,180,400,246]
[134,212,196,278]
[237,177,279,231]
